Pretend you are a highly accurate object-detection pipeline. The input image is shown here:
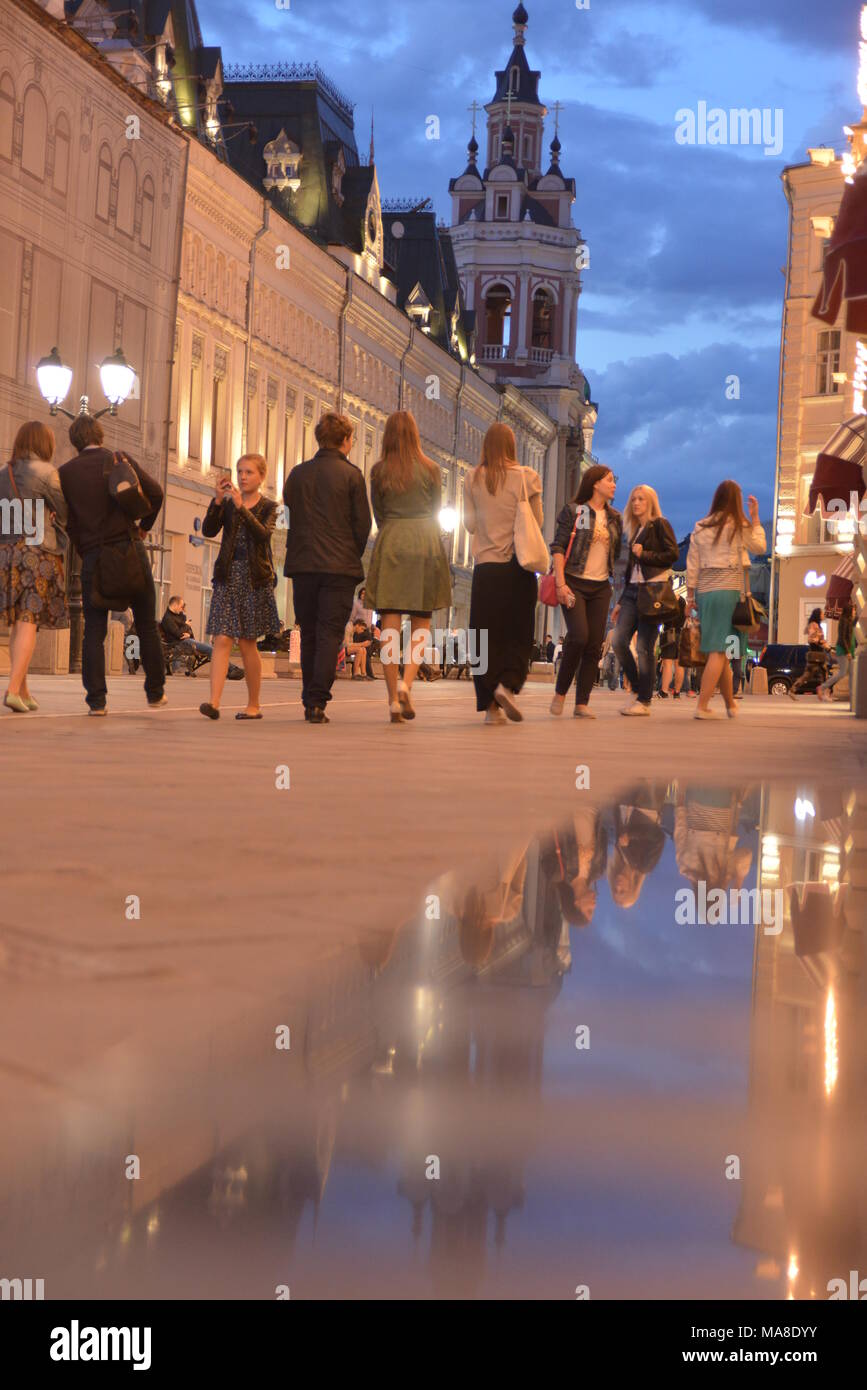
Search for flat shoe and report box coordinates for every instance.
[397,682,416,721]
[199,703,220,720]
[494,684,522,722]
[4,693,30,714]
[549,695,565,716]
[236,712,263,721]
[22,695,38,711]
[573,706,596,719]
[694,709,723,720]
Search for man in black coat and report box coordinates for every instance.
[59,414,165,715]
[283,412,372,723]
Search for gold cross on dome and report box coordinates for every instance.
[551,101,564,136]
[468,100,481,138]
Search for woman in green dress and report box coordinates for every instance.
[365,411,452,723]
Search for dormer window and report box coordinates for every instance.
[406,282,432,330]
[263,129,303,193]
[331,146,346,207]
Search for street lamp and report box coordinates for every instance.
[36,345,137,420]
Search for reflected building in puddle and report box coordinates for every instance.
[1,781,864,1300]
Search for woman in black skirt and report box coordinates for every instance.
[464,423,543,724]
[199,454,279,722]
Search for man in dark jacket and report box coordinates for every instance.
[160,596,213,661]
[59,414,165,715]
[283,412,372,723]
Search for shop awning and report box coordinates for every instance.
[806,415,866,517]
[812,167,867,334]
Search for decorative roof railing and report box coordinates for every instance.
[381,197,434,213]
[222,63,355,120]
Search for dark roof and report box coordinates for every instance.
[381,212,473,359]
[223,78,372,251]
[521,194,555,226]
[492,43,542,107]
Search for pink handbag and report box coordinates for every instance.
[540,510,581,606]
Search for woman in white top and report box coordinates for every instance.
[685,480,766,721]
[464,423,543,724]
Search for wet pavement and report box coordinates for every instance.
[3,776,863,1300]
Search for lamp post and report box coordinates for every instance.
[36,346,138,671]
[36,346,137,420]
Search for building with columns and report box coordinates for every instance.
[448,3,598,516]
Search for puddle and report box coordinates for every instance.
[1,782,863,1300]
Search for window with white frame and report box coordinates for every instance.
[815,330,841,395]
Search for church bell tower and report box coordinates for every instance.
[448,3,597,504]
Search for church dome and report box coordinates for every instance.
[513,3,529,23]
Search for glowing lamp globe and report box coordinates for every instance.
[36,347,72,408]
[439,506,458,533]
[99,349,136,407]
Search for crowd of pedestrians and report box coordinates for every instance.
[0,405,785,726]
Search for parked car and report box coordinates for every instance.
[755,643,808,695]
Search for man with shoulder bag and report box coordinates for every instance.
[59,414,166,716]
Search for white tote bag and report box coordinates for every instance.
[514,468,550,573]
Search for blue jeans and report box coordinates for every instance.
[612,584,658,706]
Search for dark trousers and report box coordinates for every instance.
[81,546,164,709]
[612,583,659,706]
[469,557,538,713]
[292,572,357,708]
[555,577,611,707]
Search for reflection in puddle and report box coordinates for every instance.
[1,783,863,1300]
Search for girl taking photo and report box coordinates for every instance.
[199,454,279,722]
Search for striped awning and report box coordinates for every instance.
[806,415,866,517]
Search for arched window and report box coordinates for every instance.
[95,143,112,221]
[21,86,47,179]
[485,284,512,349]
[116,153,136,235]
[532,288,554,350]
[140,175,155,249]
[53,112,70,195]
[0,73,14,163]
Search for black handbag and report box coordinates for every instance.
[637,578,680,623]
[90,535,151,610]
[732,558,761,632]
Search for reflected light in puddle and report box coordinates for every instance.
[825,988,839,1098]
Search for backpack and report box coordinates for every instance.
[108,451,151,521]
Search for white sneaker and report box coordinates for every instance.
[494,684,523,722]
[621,703,651,717]
[485,707,507,725]
[573,705,597,719]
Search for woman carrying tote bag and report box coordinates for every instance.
[464,423,543,724]
[610,484,679,717]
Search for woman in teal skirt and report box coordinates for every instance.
[685,481,766,721]
[365,411,452,723]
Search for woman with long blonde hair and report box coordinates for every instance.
[365,411,452,723]
[464,422,543,723]
[609,483,678,716]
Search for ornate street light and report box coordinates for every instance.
[36,345,137,419]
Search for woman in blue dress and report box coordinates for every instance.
[199,454,279,722]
